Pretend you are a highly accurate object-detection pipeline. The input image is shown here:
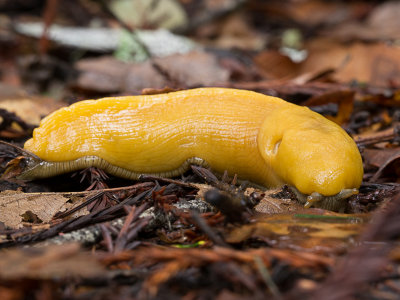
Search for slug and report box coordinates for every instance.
[20,88,363,210]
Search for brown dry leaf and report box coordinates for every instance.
[353,127,394,146]
[389,245,400,262]
[250,0,370,28]
[200,12,266,51]
[363,148,400,168]
[283,0,370,27]
[153,51,230,87]
[109,244,333,297]
[329,1,400,42]
[232,81,353,106]
[226,211,368,253]
[76,51,230,94]
[366,1,400,40]
[331,94,355,125]
[253,188,303,214]
[75,56,130,93]
[368,151,400,182]
[0,83,27,99]
[0,243,103,280]
[304,90,355,125]
[358,89,400,108]
[0,84,65,125]
[124,61,168,94]
[302,40,400,87]
[0,190,89,229]
[254,50,301,80]
[0,97,66,125]
[75,56,168,94]
[231,81,355,124]
[1,157,25,180]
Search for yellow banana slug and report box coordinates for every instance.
[21,88,363,209]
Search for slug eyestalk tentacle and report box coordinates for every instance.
[290,186,359,211]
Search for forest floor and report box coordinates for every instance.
[1,1,400,299]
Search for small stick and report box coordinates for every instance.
[190,210,231,248]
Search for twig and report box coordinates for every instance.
[254,256,283,300]
[1,187,157,248]
[40,0,58,56]
[190,210,231,248]
[100,224,114,253]
[139,174,195,188]
[98,0,151,58]
[354,127,395,147]
[114,203,150,252]
[54,191,105,219]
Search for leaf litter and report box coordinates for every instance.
[1,0,400,299]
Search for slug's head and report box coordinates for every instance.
[258,105,363,199]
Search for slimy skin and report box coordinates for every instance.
[21,88,363,208]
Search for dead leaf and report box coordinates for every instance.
[0,243,103,280]
[0,190,89,229]
[248,0,370,28]
[75,56,130,93]
[284,0,370,27]
[153,51,230,87]
[369,151,400,182]
[75,57,168,94]
[0,83,27,99]
[124,61,168,94]
[0,97,65,126]
[302,41,400,87]
[226,211,368,253]
[363,148,400,168]
[253,188,303,214]
[329,1,400,42]
[204,13,266,50]
[103,244,333,297]
[254,50,301,80]
[366,1,400,40]
[353,127,395,146]
[304,90,355,125]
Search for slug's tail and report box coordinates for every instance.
[0,140,41,160]
[0,140,43,180]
